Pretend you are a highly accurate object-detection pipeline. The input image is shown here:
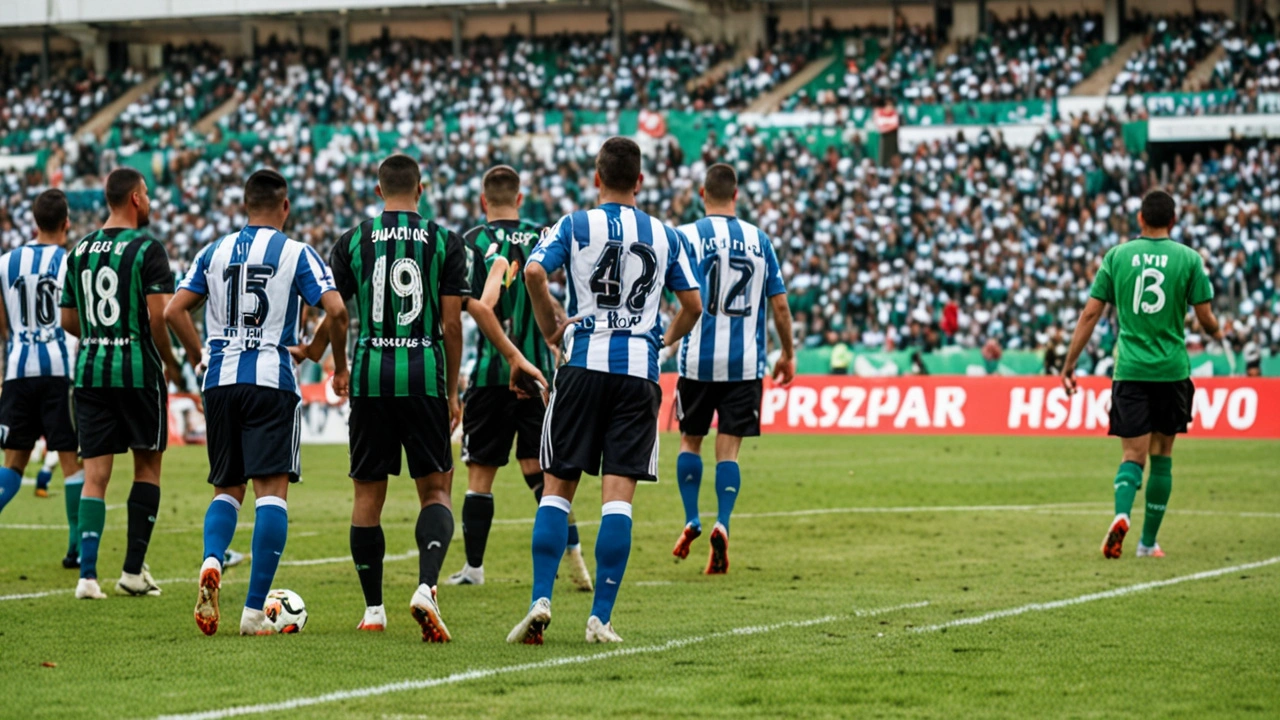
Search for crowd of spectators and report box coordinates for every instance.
[0,54,141,155]
[1109,13,1228,96]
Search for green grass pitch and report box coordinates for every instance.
[1,435,1277,719]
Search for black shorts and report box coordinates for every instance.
[0,376,78,452]
[1109,379,1195,438]
[675,377,763,437]
[74,385,167,459]
[461,386,544,467]
[204,385,301,487]
[349,395,452,481]
[542,366,661,482]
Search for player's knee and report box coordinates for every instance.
[680,435,704,455]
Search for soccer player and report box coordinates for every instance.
[167,169,349,635]
[59,168,184,600]
[329,154,468,641]
[669,163,796,574]
[0,189,86,569]
[1061,189,1222,559]
[446,165,592,592]
[507,137,703,644]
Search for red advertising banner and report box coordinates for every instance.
[657,375,1280,439]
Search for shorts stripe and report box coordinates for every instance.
[539,383,560,471]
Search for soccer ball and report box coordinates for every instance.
[264,589,308,634]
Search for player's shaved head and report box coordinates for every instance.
[596,137,642,193]
[482,165,521,208]
[244,169,289,214]
[104,168,145,209]
[703,163,738,204]
[32,189,69,233]
[1140,190,1177,229]
[378,154,422,198]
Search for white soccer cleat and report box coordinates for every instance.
[564,545,593,592]
[410,584,451,642]
[116,565,162,596]
[75,578,107,600]
[444,564,485,586]
[240,607,276,636]
[1136,543,1166,558]
[507,597,552,645]
[357,605,387,631]
[194,556,222,636]
[585,615,623,643]
[223,549,248,569]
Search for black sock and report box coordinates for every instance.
[461,493,495,568]
[123,482,161,575]
[415,503,454,588]
[525,472,544,503]
[349,525,385,607]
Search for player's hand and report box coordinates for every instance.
[288,345,307,364]
[1060,363,1079,396]
[164,362,184,390]
[448,393,462,433]
[772,353,796,386]
[331,369,351,398]
[547,315,583,347]
[508,356,549,402]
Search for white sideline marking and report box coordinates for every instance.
[280,549,417,567]
[855,600,929,617]
[153,601,928,720]
[913,555,1280,633]
[0,577,207,602]
[1036,509,1280,519]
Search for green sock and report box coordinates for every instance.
[1142,455,1172,546]
[78,496,107,579]
[1113,461,1144,517]
[65,471,84,556]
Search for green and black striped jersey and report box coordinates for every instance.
[462,219,556,388]
[59,228,175,389]
[330,211,467,397]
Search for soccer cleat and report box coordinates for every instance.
[35,469,53,496]
[1101,514,1130,559]
[564,545,593,592]
[34,488,49,498]
[705,522,729,575]
[357,605,387,631]
[239,607,276,636]
[672,522,702,560]
[410,584,451,643]
[116,568,163,597]
[223,549,248,569]
[1136,543,1165,558]
[445,564,485,586]
[507,597,552,645]
[585,615,623,643]
[62,553,80,570]
[194,557,221,636]
[75,578,107,600]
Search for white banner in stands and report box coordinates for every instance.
[1147,114,1280,141]
[896,123,1047,149]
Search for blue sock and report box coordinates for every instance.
[36,468,53,491]
[715,461,741,534]
[676,451,703,528]
[203,494,240,564]
[0,467,21,515]
[530,496,570,605]
[591,502,633,624]
[246,497,288,611]
[567,522,581,547]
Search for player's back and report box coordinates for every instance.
[0,242,72,381]
[182,226,333,393]
[462,219,555,387]
[1092,237,1213,382]
[676,215,785,382]
[331,210,463,397]
[530,202,698,382]
[61,228,171,389]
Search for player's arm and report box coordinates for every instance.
[164,289,206,370]
[441,230,470,430]
[664,289,703,348]
[1193,302,1224,342]
[290,314,331,364]
[147,293,184,384]
[318,291,349,396]
[770,293,796,385]
[467,298,548,399]
[661,228,703,348]
[60,308,80,337]
[1061,297,1106,395]
[479,257,507,309]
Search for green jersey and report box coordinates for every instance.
[59,228,174,389]
[1089,237,1214,382]
[330,211,467,397]
[462,220,556,388]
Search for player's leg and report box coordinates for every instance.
[0,448,33,515]
[70,388,125,598]
[587,473,637,643]
[241,474,291,636]
[1101,381,1153,559]
[449,463,497,585]
[507,472,578,645]
[195,386,247,635]
[41,377,84,567]
[673,378,718,558]
[405,396,457,642]
[58,453,85,568]
[346,396,396,631]
[705,433,745,575]
[450,387,513,585]
[0,379,38,514]
[115,448,163,596]
[1138,433,1175,557]
[35,446,58,497]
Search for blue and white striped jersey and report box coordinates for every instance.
[677,216,786,382]
[529,203,699,383]
[179,226,336,393]
[1,243,73,381]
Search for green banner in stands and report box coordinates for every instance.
[1122,121,1148,154]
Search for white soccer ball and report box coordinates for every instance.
[264,589,308,634]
